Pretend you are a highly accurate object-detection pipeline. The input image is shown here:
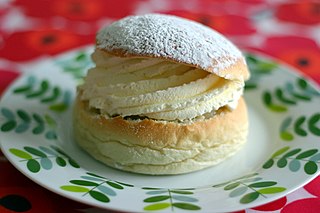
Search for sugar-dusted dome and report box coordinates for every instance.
[96,13,249,81]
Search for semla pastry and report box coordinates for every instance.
[73,14,250,175]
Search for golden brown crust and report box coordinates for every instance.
[73,96,248,174]
[75,96,247,148]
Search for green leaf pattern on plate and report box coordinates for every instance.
[9,145,80,173]
[60,172,133,203]
[142,187,200,211]
[1,108,57,140]
[280,113,320,141]
[12,76,72,112]
[244,53,278,90]
[262,77,319,112]
[263,146,320,175]
[212,173,286,204]
[55,51,93,79]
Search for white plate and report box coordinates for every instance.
[1,47,319,213]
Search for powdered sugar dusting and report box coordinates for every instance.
[96,14,243,75]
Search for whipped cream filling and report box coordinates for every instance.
[79,50,244,121]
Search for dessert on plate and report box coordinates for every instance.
[73,13,250,175]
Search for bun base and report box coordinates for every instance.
[73,97,248,175]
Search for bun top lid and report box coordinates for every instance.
[96,13,249,81]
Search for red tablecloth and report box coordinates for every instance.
[0,0,320,212]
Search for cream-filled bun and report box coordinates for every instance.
[74,14,250,175]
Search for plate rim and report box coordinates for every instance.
[0,46,320,212]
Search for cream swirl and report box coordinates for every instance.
[79,50,244,121]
